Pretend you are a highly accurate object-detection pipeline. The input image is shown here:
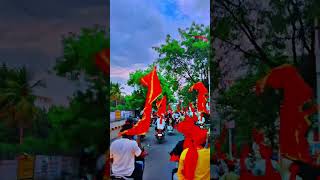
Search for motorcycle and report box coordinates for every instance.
[198,122,205,129]
[155,129,165,143]
[111,146,148,180]
[167,120,173,135]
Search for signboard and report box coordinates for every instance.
[47,156,61,178]
[34,155,49,179]
[110,112,116,121]
[115,110,121,120]
[17,155,34,179]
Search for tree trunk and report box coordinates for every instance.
[19,127,24,144]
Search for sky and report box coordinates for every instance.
[0,0,108,106]
[110,0,210,95]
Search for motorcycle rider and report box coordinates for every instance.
[155,114,166,132]
[110,124,146,180]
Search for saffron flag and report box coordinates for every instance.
[189,82,209,114]
[256,64,316,163]
[194,35,208,42]
[95,48,109,75]
[189,103,195,113]
[156,96,167,124]
[177,101,181,112]
[140,66,162,105]
[120,67,162,135]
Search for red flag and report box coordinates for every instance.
[194,35,208,42]
[156,96,167,124]
[156,96,167,116]
[95,48,109,75]
[189,103,195,113]
[140,66,162,105]
[120,67,162,135]
[253,129,264,145]
[176,116,208,180]
[189,82,209,114]
[177,101,181,112]
[119,104,152,136]
[256,64,315,163]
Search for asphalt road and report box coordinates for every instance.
[142,125,184,180]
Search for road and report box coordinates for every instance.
[142,124,184,180]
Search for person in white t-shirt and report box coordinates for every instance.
[156,116,166,131]
[110,124,145,180]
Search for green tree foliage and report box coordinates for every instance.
[0,65,45,144]
[51,26,109,154]
[110,82,124,107]
[212,0,320,149]
[217,73,281,148]
[153,22,210,87]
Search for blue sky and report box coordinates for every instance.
[110,0,210,94]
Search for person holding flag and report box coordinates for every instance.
[111,67,162,179]
[176,119,210,180]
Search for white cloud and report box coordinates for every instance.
[110,0,209,94]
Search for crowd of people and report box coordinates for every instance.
[108,106,210,180]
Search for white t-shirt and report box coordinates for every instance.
[110,138,142,176]
[198,116,205,124]
[156,118,165,130]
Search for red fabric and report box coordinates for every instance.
[189,82,209,113]
[170,154,180,162]
[239,145,257,180]
[183,128,207,180]
[119,104,152,136]
[189,103,195,113]
[156,96,167,124]
[104,153,110,177]
[120,67,162,135]
[256,64,314,163]
[194,35,208,42]
[95,48,110,75]
[252,129,264,145]
[177,102,181,112]
[289,163,300,180]
[175,115,208,180]
[140,67,162,105]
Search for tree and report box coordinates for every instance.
[53,25,109,153]
[214,0,320,88]
[110,82,124,107]
[212,0,320,149]
[0,66,46,144]
[153,22,210,88]
[216,73,281,149]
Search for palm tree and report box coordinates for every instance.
[0,67,49,144]
[110,82,124,107]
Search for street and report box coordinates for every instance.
[142,124,184,180]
